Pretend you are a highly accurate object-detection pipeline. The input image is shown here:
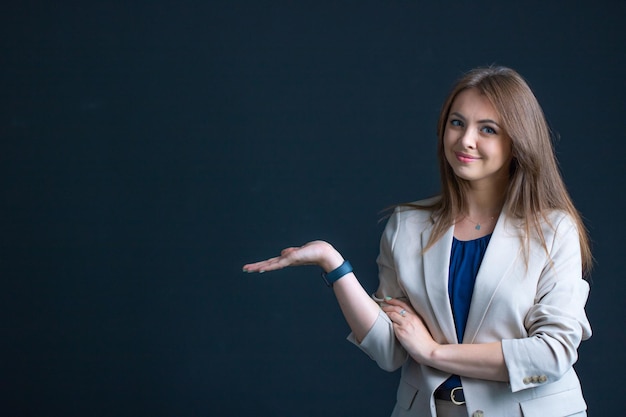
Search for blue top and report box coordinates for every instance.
[440,233,492,390]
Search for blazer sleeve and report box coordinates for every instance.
[347,209,408,372]
[502,214,592,392]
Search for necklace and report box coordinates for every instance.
[464,215,496,231]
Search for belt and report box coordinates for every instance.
[434,387,465,405]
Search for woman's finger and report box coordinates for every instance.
[383,297,412,311]
[381,305,405,314]
[242,245,310,272]
[242,256,287,272]
[381,305,411,323]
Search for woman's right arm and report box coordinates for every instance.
[242,240,381,342]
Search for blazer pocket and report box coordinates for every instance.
[396,380,419,410]
[520,388,587,416]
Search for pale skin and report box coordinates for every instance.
[243,88,511,382]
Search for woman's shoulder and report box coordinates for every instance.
[390,195,441,223]
[379,197,439,245]
[505,209,579,245]
[395,195,440,212]
[527,209,575,231]
[541,210,580,239]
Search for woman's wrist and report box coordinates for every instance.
[318,245,345,273]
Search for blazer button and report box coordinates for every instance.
[472,411,484,417]
[539,375,547,383]
[531,376,539,383]
[523,377,531,384]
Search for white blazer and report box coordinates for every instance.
[349,198,592,417]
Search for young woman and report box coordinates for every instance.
[243,66,592,417]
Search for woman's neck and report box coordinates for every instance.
[453,189,505,240]
[461,184,507,219]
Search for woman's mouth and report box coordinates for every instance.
[455,152,480,163]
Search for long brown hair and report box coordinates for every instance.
[414,66,592,276]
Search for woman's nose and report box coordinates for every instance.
[459,129,477,149]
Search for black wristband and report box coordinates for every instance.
[321,260,353,287]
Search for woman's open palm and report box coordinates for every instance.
[243,240,338,273]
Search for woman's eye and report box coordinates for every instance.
[450,119,463,127]
[481,126,497,134]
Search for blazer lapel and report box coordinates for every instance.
[463,214,521,343]
[422,220,458,344]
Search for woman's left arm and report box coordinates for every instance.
[382,298,509,381]
[382,214,591,385]
[501,215,591,392]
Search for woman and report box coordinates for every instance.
[243,66,592,417]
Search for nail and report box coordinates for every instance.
[385,296,392,301]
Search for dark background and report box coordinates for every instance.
[2,1,624,416]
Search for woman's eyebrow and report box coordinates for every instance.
[450,112,502,128]
[477,119,502,128]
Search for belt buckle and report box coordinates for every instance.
[450,387,465,405]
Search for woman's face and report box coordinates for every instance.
[443,88,513,189]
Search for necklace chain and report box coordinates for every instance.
[464,215,496,231]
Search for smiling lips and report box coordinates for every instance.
[454,151,480,163]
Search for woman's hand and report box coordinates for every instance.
[243,240,344,274]
[244,241,380,343]
[382,297,439,363]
